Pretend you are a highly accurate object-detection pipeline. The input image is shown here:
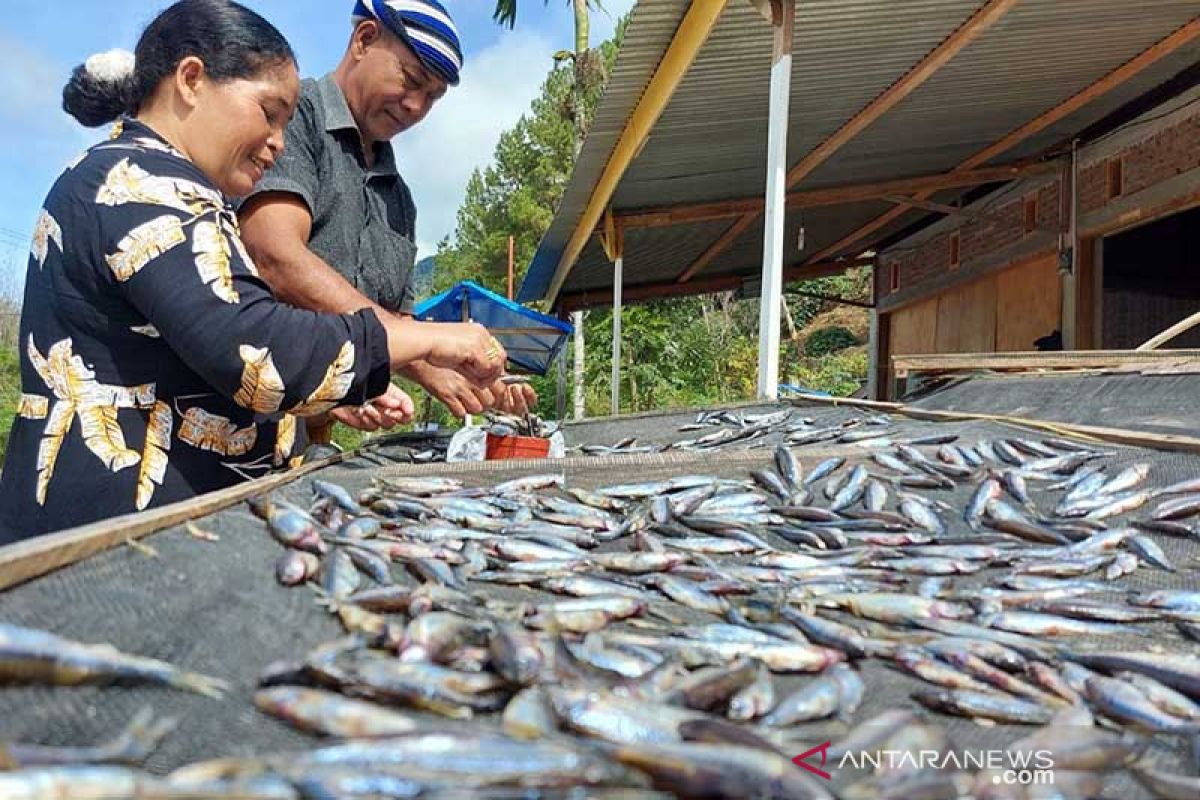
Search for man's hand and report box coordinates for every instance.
[329,383,414,431]
[401,361,493,418]
[495,381,538,416]
[401,363,538,418]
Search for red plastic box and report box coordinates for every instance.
[485,432,551,460]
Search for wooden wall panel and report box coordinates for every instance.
[996,254,1062,351]
[888,296,938,355]
[883,255,1064,394]
[935,275,996,353]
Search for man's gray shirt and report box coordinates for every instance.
[244,73,418,314]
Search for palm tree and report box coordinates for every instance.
[493,1,598,58]
[493,0,603,141]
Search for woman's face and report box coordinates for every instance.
[186,60,300,197]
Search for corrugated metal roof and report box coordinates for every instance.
[519,0,1200,304]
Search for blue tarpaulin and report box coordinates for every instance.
[414,281,573,376]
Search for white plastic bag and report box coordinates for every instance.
[446,426,487,462]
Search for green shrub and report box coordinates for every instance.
[788,349,869,397]
[804,325,860,357]
[0,347,20,461]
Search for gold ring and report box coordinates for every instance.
[485,339,503,362]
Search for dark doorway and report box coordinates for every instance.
[1102,204,1200,348]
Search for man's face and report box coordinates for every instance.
[352,25,448,143]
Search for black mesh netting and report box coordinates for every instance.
[1,381,1198,797]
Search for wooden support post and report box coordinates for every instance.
[1061,272,1078,351]
[868,310,879,399]
[604,216,625,417]
[1060,141,1078,349]
[756,0,793,401]
[1085,239,1101,349]
[871,309,892,401]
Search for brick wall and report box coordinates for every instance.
[1080,113,1200,214]
[878,96,1200,310]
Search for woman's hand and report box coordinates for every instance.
[330,383,414,431]
[425,322,507,387]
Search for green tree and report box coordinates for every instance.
[805,326,860,357]
[0,295,21,459]
[493,1,606,142]
[434,25,621,296]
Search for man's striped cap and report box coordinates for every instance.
[352,0,463,86]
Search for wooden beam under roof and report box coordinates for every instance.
[806,16,1200,264]
[878,194,1060,234]
[676,212,759,283]
[783,0,1020,189]
[676,0,1020,282]
[559,256,874,312]
[617,161,1058,230]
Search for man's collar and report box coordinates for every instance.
[316,72,398,176]
[317,72,358,133]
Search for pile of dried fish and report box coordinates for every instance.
[577,407,957,457]
[221,431,1200,797]
[578,407,807,456]
[6,419,1200,798]
[486,411,560,440]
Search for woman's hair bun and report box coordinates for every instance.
[85,49,136,84]
[62,48,137,127]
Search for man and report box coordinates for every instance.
[240,0,534,440]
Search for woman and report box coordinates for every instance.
[0,0,505,542]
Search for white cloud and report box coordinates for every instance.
[0,36,90,147]
[398,28,557,258]
[0,37,64,123]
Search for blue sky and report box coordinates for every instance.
[0,0,634,300]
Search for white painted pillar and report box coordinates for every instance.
[555,337,567,420]
[756,1,794,400]
[571,310,585,419]
[611,254,623,416]
[867,309,880,399]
